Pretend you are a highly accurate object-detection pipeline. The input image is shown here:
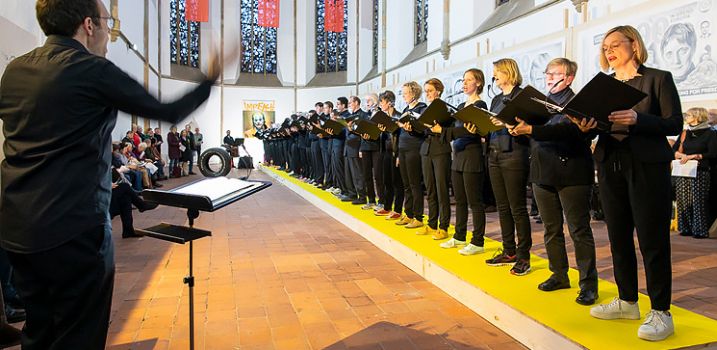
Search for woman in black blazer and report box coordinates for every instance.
[421,78,453,240]
[510,58,598,306]
[432,69,488,255]
[396,81,428,229]
[478,58,533,276]
[572,25,682,341]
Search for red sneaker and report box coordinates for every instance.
[374,209,390,216]
[386,211,401,220]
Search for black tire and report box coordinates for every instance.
[198,147,232,177]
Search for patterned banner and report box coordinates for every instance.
[324,0,344,33]
[258,0,280,28]
[185,0,209,22]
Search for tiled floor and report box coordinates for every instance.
[6,169,717,350]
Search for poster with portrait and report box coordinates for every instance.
[481,40,565,106]
[577,0,717,99]
[242,100,275,138]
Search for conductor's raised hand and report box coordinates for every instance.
[207,42,240,82]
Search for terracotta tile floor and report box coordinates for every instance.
[7,169,717,350]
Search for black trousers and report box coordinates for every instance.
[109,182,143,236]
[599,148,672,310]
[452,170,486,246]
[331,145,346,193]
[321,143,332,187]
[311,142,324,183]
[533,183,598,292]
[488,149,532,260]
[381,151,404,213]
[344,156,364,199]
[361,151,383,204]
[422,153,451,230]
[399,148,423,220]
[8,224,114,350]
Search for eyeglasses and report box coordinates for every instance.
[602,40,631,53]
[95,16,115,29]
[544,72,565,77]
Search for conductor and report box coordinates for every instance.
[0,0,234,349]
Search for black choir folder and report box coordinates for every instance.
[320,119,347,135]
[492,86,558,126]
[418,99,453,126]
[370,111,399,132]
[530,72,647,130]
[352,120,382,140]
[453,106,504,136]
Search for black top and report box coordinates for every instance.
[224,135,235,145]
[488,87,530,153]
[359,109,380,152]
[420,102,454,157]
[441,100,488,173]
[0,36,213,253]
[672,128,717,170]
[381,109,402,154]
[398,102,428,151]
[594,65,683,163]
[345,109,366,157]
[529,87,595,186]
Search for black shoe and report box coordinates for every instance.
[679,231,693,236]
[340,195,354,202]
[351,198,367,205]
[5,306,26,323]
[534,215,542,224]
[122,231,143,238]
[0,323,22,348]
[510,259,531,276]
[576,289,598,305]
[188,172,196,175]
[538,278,570,291]
[139,201,159,213]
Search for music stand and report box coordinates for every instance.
[138,177,271,350]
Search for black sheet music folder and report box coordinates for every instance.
[370,111,399,133]
[560,72,647,129]
[352,120,382,140]
[453,106,504,136]
[417,99,453,126]
[493,86,558,126]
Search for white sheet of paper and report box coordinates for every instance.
[671,159,698,178]
[173,177,257,202]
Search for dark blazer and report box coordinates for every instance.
[530,88,595,186]
[358,109,381,152]
[420,102,453,157]
[593,65,683,163]
[441,100,488,173]
[398,102,428,151]
[488,87,530,153]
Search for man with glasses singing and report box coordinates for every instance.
[0,0,229,348]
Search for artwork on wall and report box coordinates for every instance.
[577,0,717,99]
[242,100,275,138]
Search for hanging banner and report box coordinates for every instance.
[243,100,275,138]
[258,0,280,28]
[185,0,209,22]
[324,0,344,33]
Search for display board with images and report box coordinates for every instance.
[576,0,717,100]
[242,100,275,138]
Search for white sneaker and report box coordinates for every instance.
[440,238,466,249]
[590,297,640,320]
[325,187,335,192]
[638,310,674,341]
[458,244,485,255]
[361,203,376,210]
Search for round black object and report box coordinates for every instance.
[198,147,232,177]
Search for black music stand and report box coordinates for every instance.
[138,177,271,350]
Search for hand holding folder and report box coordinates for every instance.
[351,120,381,140]
[321,119,347,136]
[417,99,453,127]
[452,105,504,136]
[491,85,558,126]
[370,111,399,133]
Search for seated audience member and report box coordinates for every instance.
[112,143,143,191]
[673,107,717,238]
[110,169,158,238]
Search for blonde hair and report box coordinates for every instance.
[424,78,444,96]
[546,58,578,77]
[685,107,710,124]
[493,58,523,87]
[402,81,422,101]
[599,25,649,71]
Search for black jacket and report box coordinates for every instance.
[488,87,530,153]
[420,101,453,157]
[0,36,212,253]
[593,65,683,163]
[529,88,595,186]
[398,102,428,151]
[672,128,717,171]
